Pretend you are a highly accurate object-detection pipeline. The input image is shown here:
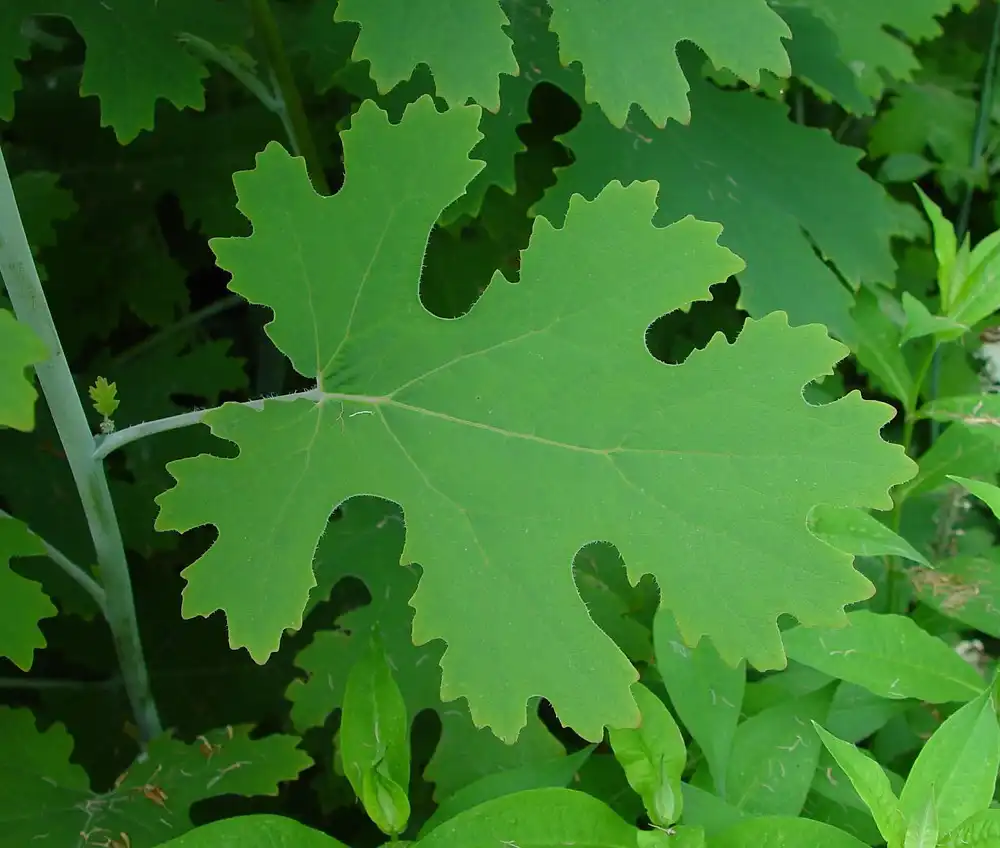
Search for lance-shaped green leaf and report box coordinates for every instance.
[852,288,914,406]
[340,635,411,836]
[0,517,55,671]
[654,611,744,796]
[713,815,870,847]
[914,187,959,311]
[899,292,965,345]
[946,230,1000,329]
[899,688,1000,836]
[782,610,984,703]
[158,815,351,847]
[808,505,928,565]
[951,475,1000,520]
[905,788,938,848]
[420,746,595,836]
[416,788,640,847]
[0,310,46,432]
[812,723,905,846]
[335,0,517,111]
[726,686,832,816]
[547,0,790,127]
[940,810,1000,847]
[156,95,914,743]
[608,683,685,828]
[917,394,1000,428]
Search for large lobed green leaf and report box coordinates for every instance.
[155,96,914,744]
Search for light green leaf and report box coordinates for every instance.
[917,393,1000,428]
[904,788,938,848]
[812,723,905,846]
[547,0,790,127]
[947,230,1000,329]
[654,612,744,796]
[158,815,350,847]
[809,504,928,565]
[940,810,1000,847]
[852,288,914,405]
[0,710,311,846]
[951,475,1000,519]
[416,788,639,848]
[712,815,870,847]
[896,423,1000,502]
[900,689,1000,835]
[334,0,517,111]
[782,610,984,703]
[914,187,957,312]
[726,686,833,816]
[340,635,411,835]
[0,310,46,432]
[419,746,594,837]
[900,292,966,345]
[537,77,903,341]
[156,96,914,744]
[609,683,685,828]
[0,517,53,671]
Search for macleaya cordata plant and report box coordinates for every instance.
[5,1,1000,847]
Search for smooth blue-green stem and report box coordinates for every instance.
[0,148,162,743]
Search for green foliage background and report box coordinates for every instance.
[5,0,1000,846]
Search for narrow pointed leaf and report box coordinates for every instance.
[899,689,1000,836]
[340,635,411,835]
[654,612,744,796]
[904,788,938,848]
[812,723,905,846]
[809,505,928,565]
[782,610,984,703]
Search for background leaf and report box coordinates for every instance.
[654,612,744,795]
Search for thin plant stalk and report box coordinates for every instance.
[0,148,162,743]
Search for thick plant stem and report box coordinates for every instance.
[0,150,162,743]
[248,0,330,194]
